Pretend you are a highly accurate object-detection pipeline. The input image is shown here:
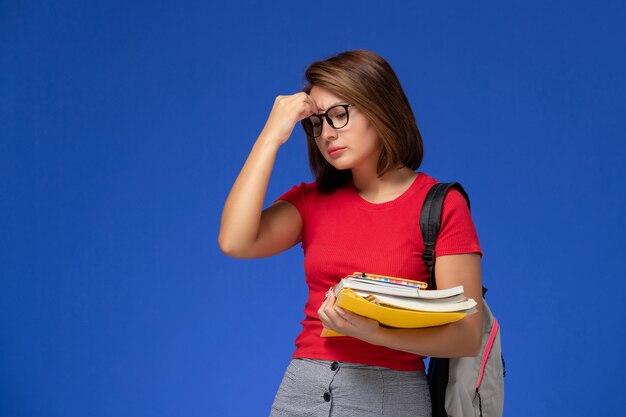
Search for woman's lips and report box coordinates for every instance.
[327,146,346,157]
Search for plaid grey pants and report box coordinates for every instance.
[270,358,431,417]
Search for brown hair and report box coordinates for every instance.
[303,50,424,193]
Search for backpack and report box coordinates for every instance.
[420,182,505,417]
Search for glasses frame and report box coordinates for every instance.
[301,104,354,138]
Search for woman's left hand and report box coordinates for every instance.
[318,288,381,341]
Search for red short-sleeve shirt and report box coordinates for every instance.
[277,172,482,371]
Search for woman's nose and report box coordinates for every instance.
[321,118,337,141]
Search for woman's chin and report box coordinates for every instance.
[328,162,352,171]
[323,157,351,171]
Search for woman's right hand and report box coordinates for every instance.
[260,92,319,145]
[219,92,311,258]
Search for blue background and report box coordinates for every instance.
[2,1,625,416]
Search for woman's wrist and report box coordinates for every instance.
[362,324,389,347]
[257,130,286,149]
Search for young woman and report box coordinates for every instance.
[219,50,483,417]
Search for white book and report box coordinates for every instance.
[354,290,477,313]
[335,277,465,300]
[351,289,467,304]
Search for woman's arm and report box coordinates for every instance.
[318,253,483,357]
[218,93,317,258]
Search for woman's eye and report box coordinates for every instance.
[307,116,322,127]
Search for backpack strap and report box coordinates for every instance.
[421,182,471,417]
[422,183,503,417]
[420,182,470,290]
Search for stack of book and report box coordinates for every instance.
[321,272,477,337]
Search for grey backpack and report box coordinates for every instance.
[420,182,505,417]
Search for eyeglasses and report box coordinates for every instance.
[301,104,353,138]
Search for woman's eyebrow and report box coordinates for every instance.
[317,101,344,112]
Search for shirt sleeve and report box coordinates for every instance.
[435,188,483,257]
[275,182,307,225]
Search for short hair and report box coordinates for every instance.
[302,50,424,193]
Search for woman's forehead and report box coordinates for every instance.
[309,86,347,111]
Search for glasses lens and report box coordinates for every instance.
[327,105,349,129]
[303,115,322,137]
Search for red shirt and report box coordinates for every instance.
[277,172,482,371]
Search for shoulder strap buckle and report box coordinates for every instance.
[422,247,435,267]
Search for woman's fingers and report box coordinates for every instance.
[318,288,335,326]
[278,92,318,120]
[261,93,318,144]
[318,288,380,339]
[318,288,351,332]
[300,93,319,116]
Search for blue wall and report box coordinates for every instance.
[2,1,625,416]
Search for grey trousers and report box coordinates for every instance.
[270,358,431,417]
